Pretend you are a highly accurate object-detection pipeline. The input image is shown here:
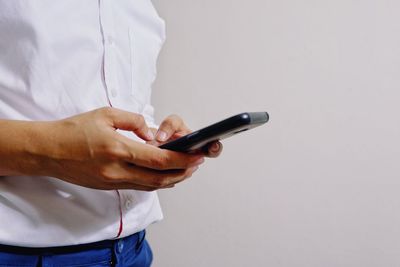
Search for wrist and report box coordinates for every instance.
[23,120,62,176]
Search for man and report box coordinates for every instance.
[0,1,222,266]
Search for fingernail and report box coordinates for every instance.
[147,130,155,140]
[156,130,167,142]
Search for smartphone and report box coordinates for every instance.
[159,112,269,152]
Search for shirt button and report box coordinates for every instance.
[107,36,115,46]
[125,200,131,210]
[110,88,117,97]
[117,240,124,253]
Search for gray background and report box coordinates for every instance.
[147,0,400,266]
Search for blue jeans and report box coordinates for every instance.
[0,230,152,267]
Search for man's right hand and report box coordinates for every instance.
[1,107,204,191]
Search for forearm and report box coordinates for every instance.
[0,109,206,190]
[0,119,51,176]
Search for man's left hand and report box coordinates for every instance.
[148,114,223,158]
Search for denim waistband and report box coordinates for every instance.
[0,230,146,255]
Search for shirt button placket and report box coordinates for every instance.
[100,0,118,104]
[105,41,118,100]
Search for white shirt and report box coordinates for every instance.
[0,1,165,247]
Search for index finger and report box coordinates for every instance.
[105,107,154,141]
[117,133,204,170]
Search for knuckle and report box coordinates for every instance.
[134,114,145,126]
[184,170,192,179]
[185,167,197,178]
[169,114,181,122]
[164,115,180,127]
[93,107,115,126]
[99,107,115,117]
[98,166,117,183]
[102,140,128,159]
[162,120,173,129]
[126,149,137,162]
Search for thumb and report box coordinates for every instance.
[106,108,154,141]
